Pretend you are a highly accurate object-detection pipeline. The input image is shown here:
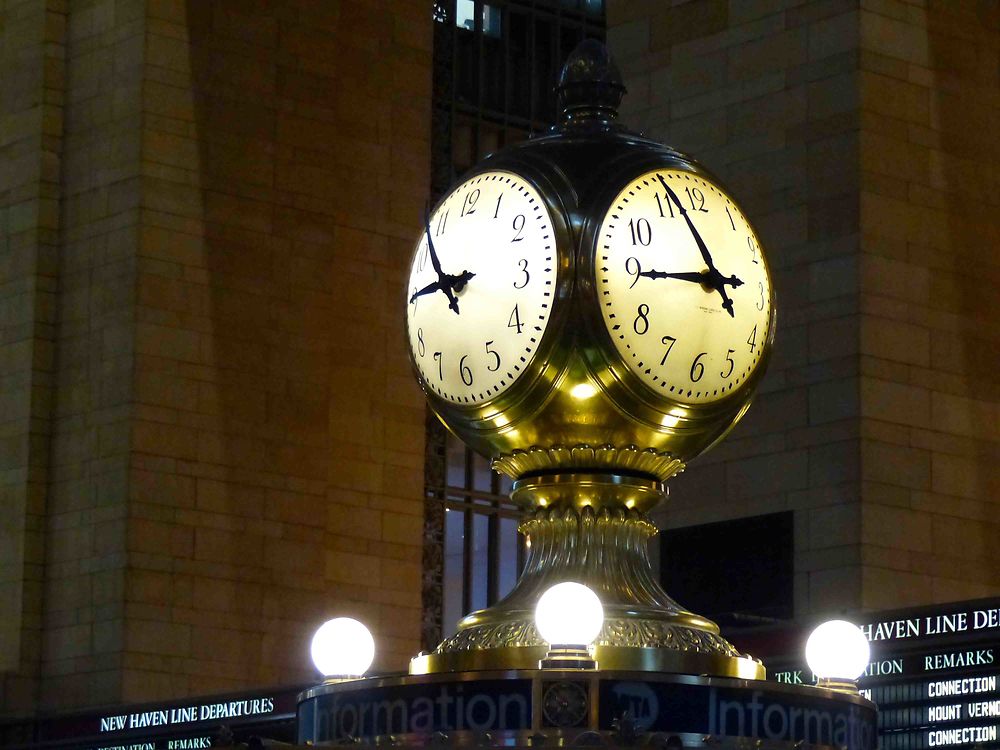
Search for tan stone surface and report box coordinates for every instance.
[0,0,66,714]
[610,0,999,617]
[2,0,428,714]
[857,0,1000,609]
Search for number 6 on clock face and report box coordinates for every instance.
[597,168,773,405]
[406,170,559,406]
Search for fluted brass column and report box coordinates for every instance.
[410,474,763,678]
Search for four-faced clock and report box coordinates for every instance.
[406,170,558,406]
[597,168,773,405]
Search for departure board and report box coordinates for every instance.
[748,598,1000,750]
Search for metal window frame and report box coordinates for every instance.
[422,0,605,652]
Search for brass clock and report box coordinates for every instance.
[593,168,773,406]
[404,48,775,483]
[407,40,773,680]
[405,170,561,406]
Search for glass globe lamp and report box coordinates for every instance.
[310,617,376,682]
[805,619,870,694]
[535,582,604,669]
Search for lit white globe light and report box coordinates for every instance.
[805,619,870,682]
[535,582,604,646]
[310,617,376,678]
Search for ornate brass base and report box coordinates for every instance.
[411,473,764,679]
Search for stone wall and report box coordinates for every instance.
[0,0,65,716]
[857,2,999,607]
[0,0,429,715]
[607,0,999,615]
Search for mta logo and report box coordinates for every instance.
[611,683,659,729]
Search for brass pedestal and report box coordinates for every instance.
[411,474,763,679]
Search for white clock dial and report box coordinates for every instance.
[406,171,557,406]
[597,169,772,405]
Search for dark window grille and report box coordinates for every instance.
[422,0,605,650]
[660,512,795,627]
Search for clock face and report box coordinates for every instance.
[597,169,772,405]
[406,170,558,406]
[542,681,589,728]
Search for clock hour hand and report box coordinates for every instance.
[410,280,443,303]
[447,270,475,293]
[703,268,743,317]
[639,269,709,285]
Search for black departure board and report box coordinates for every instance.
[756,598,1000,750]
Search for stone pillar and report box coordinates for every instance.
[1,0,431,714]
[607,0,999,615]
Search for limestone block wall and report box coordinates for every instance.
[1,0,429,715]
[0,0,65,716]
[607,0,999,616]
[609,0,866,615]
[856,2,1000,607]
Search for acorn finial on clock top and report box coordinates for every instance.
[555,37,626,125]
[405,40,775,676]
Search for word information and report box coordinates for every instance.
[302,680,532,742]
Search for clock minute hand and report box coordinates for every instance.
[657,175,718,273]
[423,206,445,277]
[421,206,474,315]
[656,175,745,317]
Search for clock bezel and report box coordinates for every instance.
[578,152,777,432]
[404,162,575,431]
